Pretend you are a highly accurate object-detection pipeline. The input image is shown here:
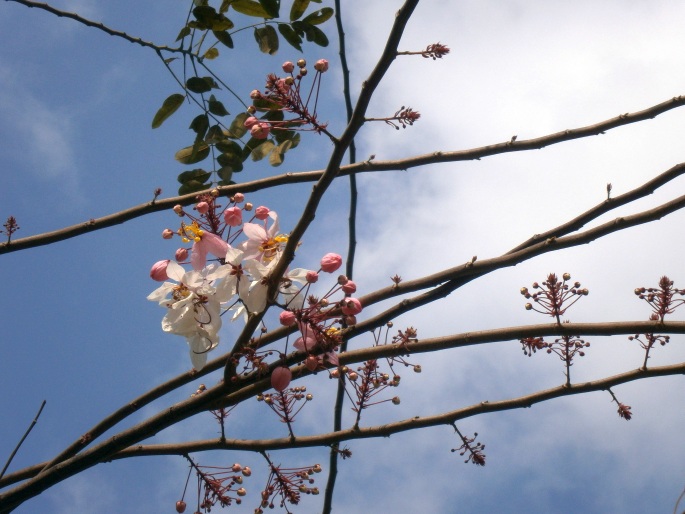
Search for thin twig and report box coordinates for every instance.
[0,400,46,481]
[5,0,192,55]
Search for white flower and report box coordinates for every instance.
[147,261,230,369]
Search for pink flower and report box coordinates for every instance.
[239,211,283,262]
[191,231,229,271]
[282,61,295,73]
[271,366,292,392]
[255,206,270,220]
[320,253,342,273]
[341,297,362,315]
[314,59,329,72]
[175,248,188,262]
[223,206,242,227]
[162,228,174,239]
[279,310,297,326]
[196,201,209,214]
[250,122,271,139]
[306,270,319,283]
[150,260,170,281]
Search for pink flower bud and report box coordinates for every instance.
[162,228,174,239]
[150,260,170,281]
[320,253,342,273]
[342,280,357,294]
[233,192,245,203]
[282,61,295,73]
[341,297,362,315]
[243,116,259,128]
[306,270,319,283]
[175,248,188,262]
[314,59,329,72]
[271,366,292,392]
[250,122,271,139]
[196,201,209,214]
[255,206,270,220]
[279,310,297,326]
[173,204,184,215]
[244,202,253,211]
[305,355,319,371]
[223,206,243,226]
[250,89,261,99]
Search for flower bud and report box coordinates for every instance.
[223,206,243,226]
[282,61,295,73]
[285,76,294,86]
[343,315,357,325]
[242,466,252,476]
[173,204,184,216]
[255,206,270,220]
[279,310,297,326]
[150,260,170,281]
[314,59,329,72]
[176,500,187,513]
[162,228,174,239]
[271,366,292,392]
[196,201,209,214]
[299,67,308,76]
[247,105,256,114]
[232,463,242,472]
[305,355,318,371]
[341,280,357,294]
[243,116,259,128]
[175,248,188,262]
[296,58,306,67]
[250,89,261,99]
[320,253,342,273]
[233,192,245,203]
[306,270,319,283]
[341,297,362,315]
[392,396,401,405]
[250,122,271,139]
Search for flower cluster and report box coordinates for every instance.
[631,275,685,367]
[257,460,321,513]
[246,57,329,137]
[148,193,320,369]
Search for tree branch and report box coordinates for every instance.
[3,95,683,256]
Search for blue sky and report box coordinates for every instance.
[1,1,685,513]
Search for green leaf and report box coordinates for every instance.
[259,0,280,18]
[189,114,209,139]
[213,30,234,48]
[208,95,229,116]
[251,140,275,161]
[186,76,214,93]
[151,93,185,129]
[219,0,230,13]
[215,139,242,156]
[204,47,219,59]
[301,23,328,46]
[178,180,211,195]
[217,166,233,182]
[177,168,211,184]
[217,153,244,171]
[273,128,294,144]
[278,24,302,51]
[269,147,283,166]
[241,137,266,161]
[205,124,225,143]
[227,112,249,138]
[231,0,272,18]
[254,26,279,54]
[252,97,282,111]
[176,26,191,41]
[290,0,310,20]
[175,143,210,165]
[302,7,333,25]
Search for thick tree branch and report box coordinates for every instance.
[3,97,682,255]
